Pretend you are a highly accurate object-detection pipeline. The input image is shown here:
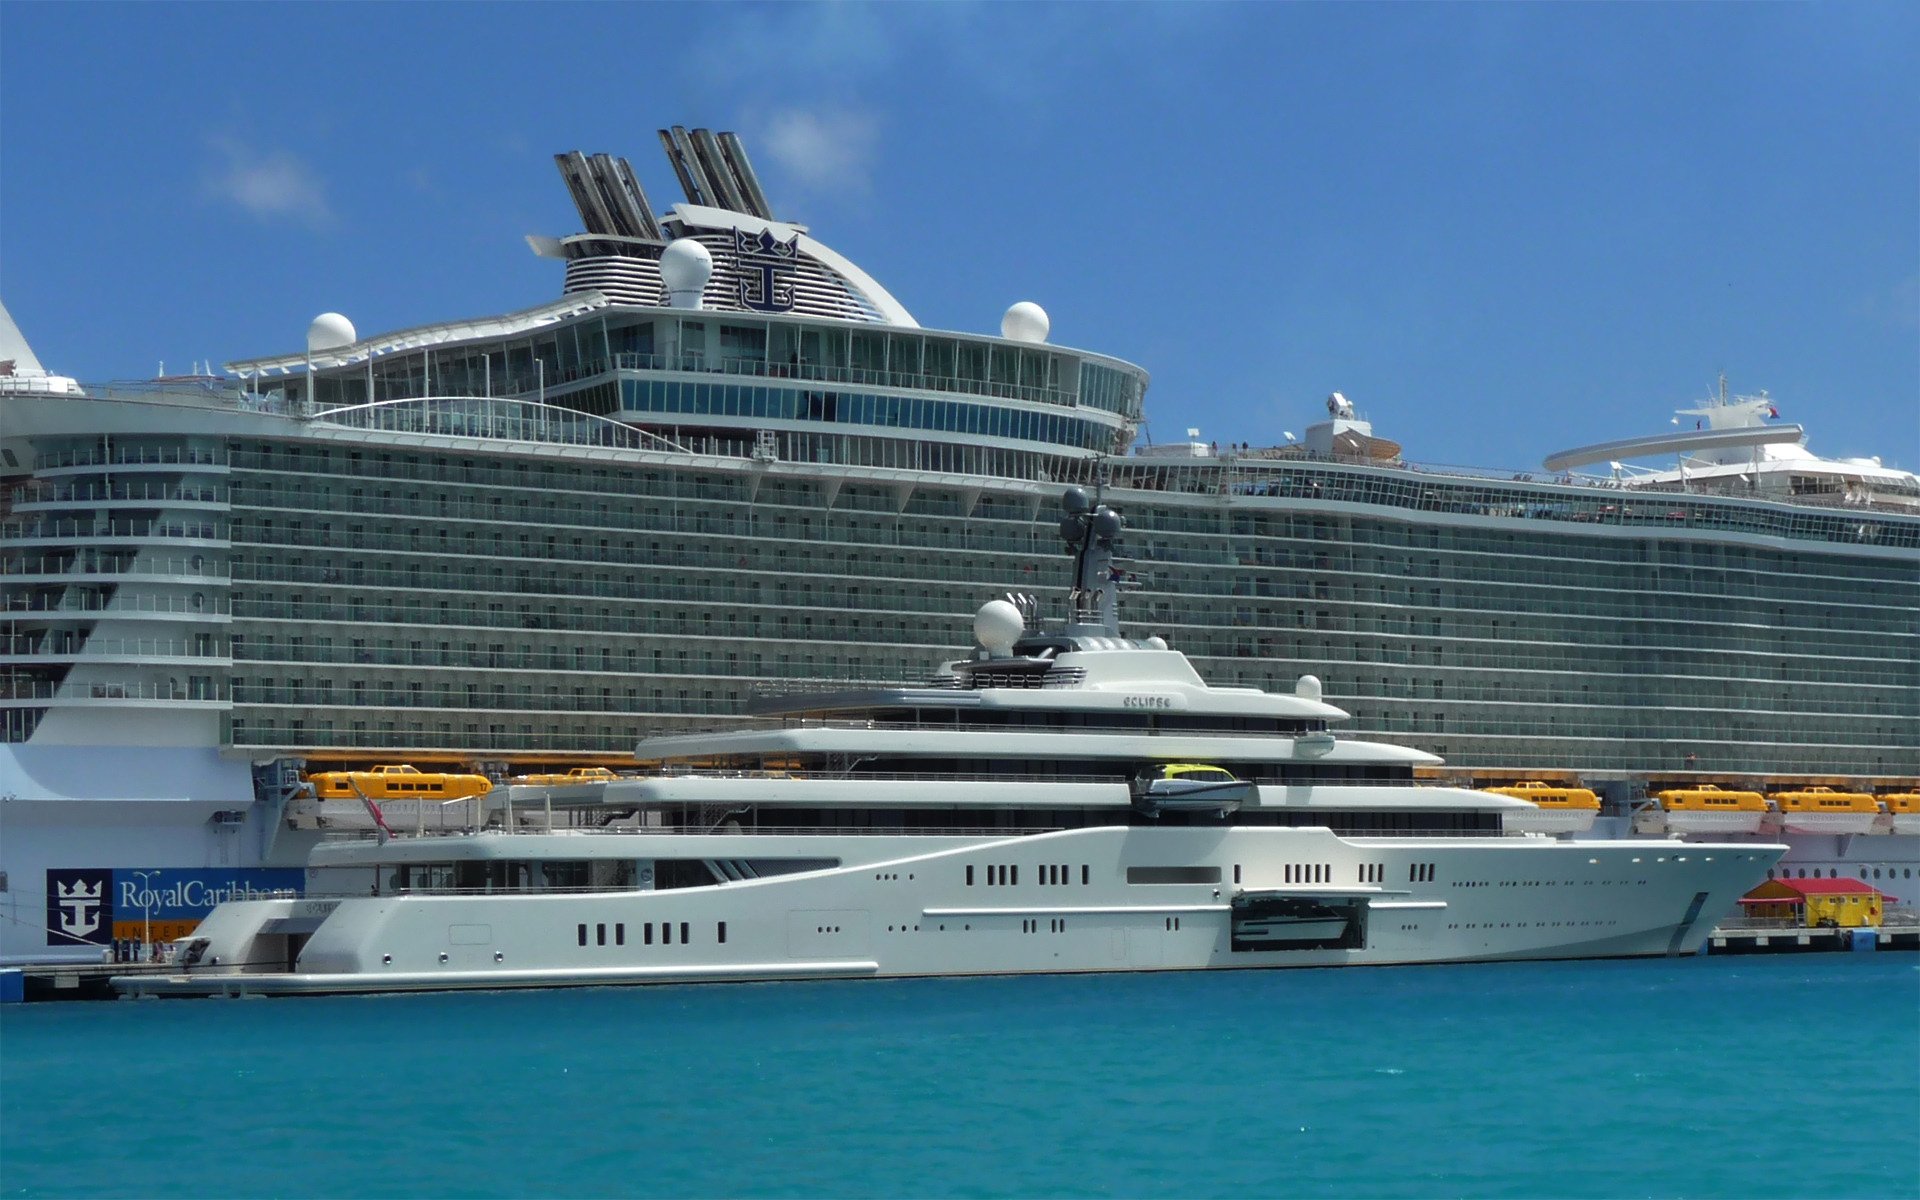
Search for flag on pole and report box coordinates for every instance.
[350,779,394,842]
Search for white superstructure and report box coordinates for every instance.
[118,493,1783,996]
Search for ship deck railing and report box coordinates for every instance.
[709,715,1341,742]
[316,822,1527,844]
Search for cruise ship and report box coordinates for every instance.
[4,127,1916,964]
[114,493,1785,997]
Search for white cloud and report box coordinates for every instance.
[203,137,334,228]
[759,108,882,196]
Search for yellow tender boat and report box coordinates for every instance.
[308,763,494,802]
[1483,781,1599,834]
[1656,785,1769,835]
[1878,792,1920,835]
[1769,786,1881,835]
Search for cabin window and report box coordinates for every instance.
[717,922,727,944]
[577,924,587,947]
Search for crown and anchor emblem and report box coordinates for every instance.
[733,227,801,313]
[55,877,104,938]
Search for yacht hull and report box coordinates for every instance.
[116,827,1783,997]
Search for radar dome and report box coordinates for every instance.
[1001,301,1050,344]
[973,599,1025,656]
[1295,674,1323,702]
[1144,635,1169,651]
[307,313,356,352]
[660,239,714,309]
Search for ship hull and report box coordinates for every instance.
[117,826,1782,997]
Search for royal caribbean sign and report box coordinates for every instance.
[46,867,304,946]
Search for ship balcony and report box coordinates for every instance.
[8,482,228,509]
[0,636,230,667]
[29,445,230,473]
[0,678,230,707]
[0,556,228,584]
[0,517,227,547]
[3,592,232,621]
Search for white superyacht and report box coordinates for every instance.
[118,493,1783,996]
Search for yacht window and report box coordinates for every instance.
[1127,866,1221,885]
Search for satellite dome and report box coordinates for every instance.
[1295,674,1323,702]
[660,239,713,309]
[1144,635,1169,651]
[1001,301,1050,344]
[973,599,1024,656]
[307,312,356,352]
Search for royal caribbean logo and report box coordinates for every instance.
[734,227,800,313]
[44,867,305,946]
[47,868,112,946]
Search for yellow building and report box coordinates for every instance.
[1739,878,1885,928]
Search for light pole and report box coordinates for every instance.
[133,869,162,960]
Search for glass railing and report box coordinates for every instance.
[9,482,226,506]
[0,556,227,579]
[31,445,229,470]
[0,679,229,701]
[1,517,224,542]
[0,636,229,659]
[3,592,230,616]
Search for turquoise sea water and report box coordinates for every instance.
[3,956,1916,1199]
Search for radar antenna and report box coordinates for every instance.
[1056,488,1126,636]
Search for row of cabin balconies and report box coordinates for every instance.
[0,516,226,542]
[1,555,227,582]
[0,676,227,703]
[4,591,231,618]
[0,633,228,660]
[8,481,227,509]
[30,444,229,471]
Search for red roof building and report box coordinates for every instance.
[1740,877,1886,928]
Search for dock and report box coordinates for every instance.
[1706,913,1920,956]
[1,961,176,1004]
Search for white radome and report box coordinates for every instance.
[660,238,714,305]
[307,312,357,352]
[1001,301,1050,344]
[973,599,1025,655]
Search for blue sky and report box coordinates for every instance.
[3,2,1915,471]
